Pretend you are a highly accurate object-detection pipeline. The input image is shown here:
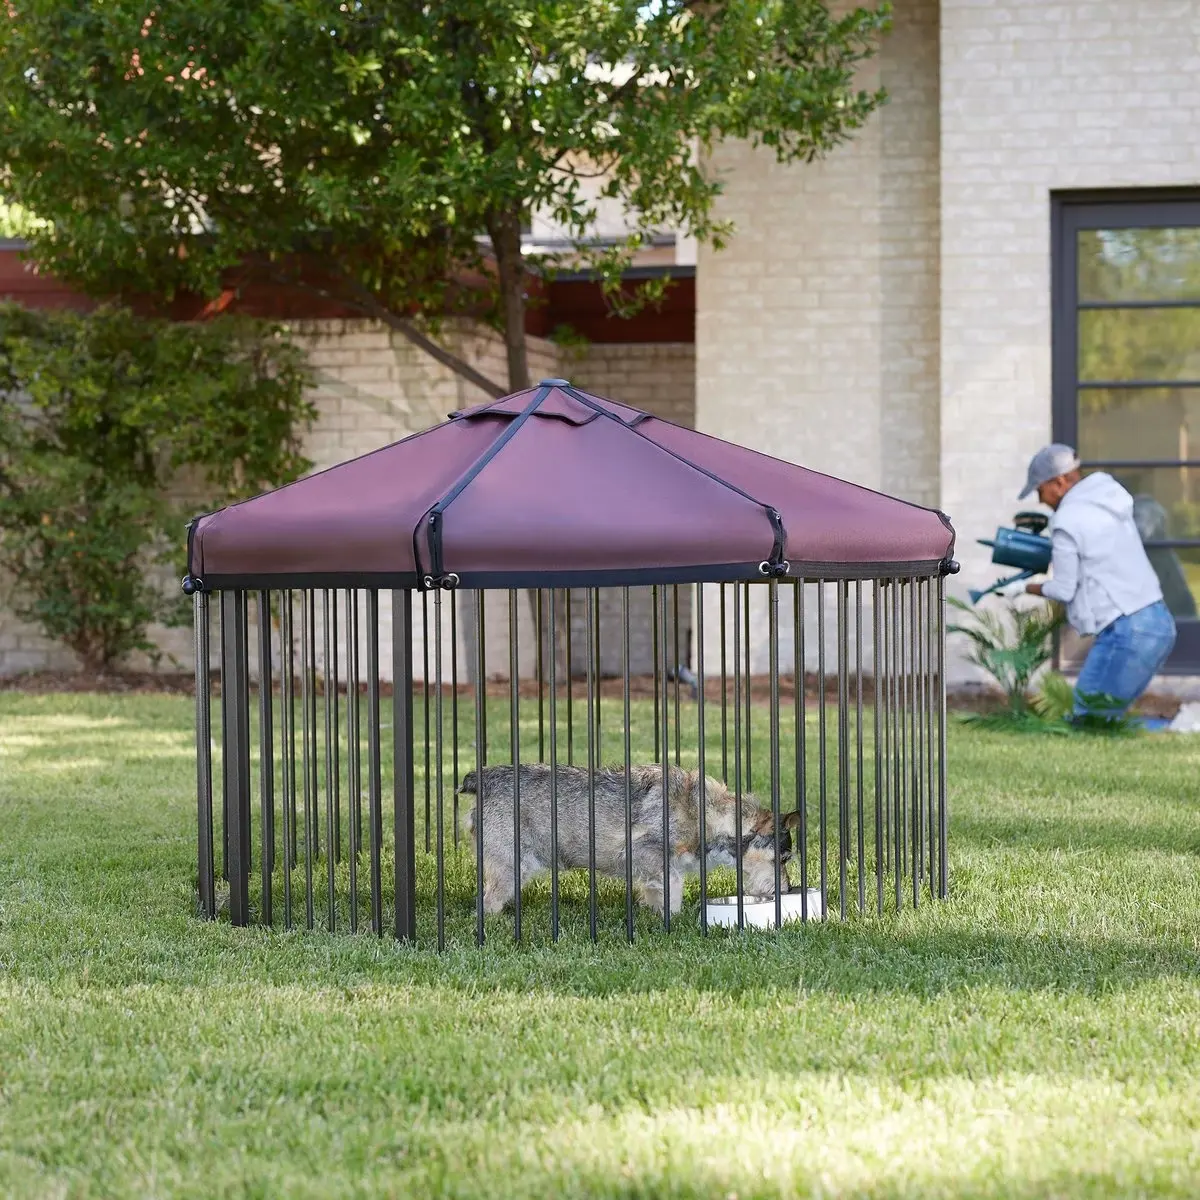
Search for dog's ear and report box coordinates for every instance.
[781,810,802,832]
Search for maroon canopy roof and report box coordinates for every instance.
[187,380,955,589]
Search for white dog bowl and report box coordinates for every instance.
[705,890,825,929]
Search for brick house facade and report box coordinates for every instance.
[4,0,1199,680]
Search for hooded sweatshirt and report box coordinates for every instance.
[1041,472,1164,635]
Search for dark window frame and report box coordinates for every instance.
[1050,189,1200,673]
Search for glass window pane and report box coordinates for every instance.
[1077,386,1200,462]
[1079,307,1200,382]
[1078,466,1200,540]
[1147,545,1200,622]
[1078,227,1200,302]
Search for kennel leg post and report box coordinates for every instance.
[855,579,866,915]
[586,587,599,941]
[221,590,253,927]
[194,592,216,920]
[346,589,360,933]
[473,590,487,946]
[937,575,949,899]
[280,591,295,928]
[696,583,708,935]
[794,579,809,921]
[621,587,635,942]
[509,589,523,943]
[392,589,417,942]
[550,587,562,943]
[434,588,446,952]
[257,590,275,927]
[323,589,337,931]
[817,581,828,920]
[731,581,744,930]
[769,579,782,930]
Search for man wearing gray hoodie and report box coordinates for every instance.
[1020,444,1176,719]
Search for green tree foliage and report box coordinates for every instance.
[0,303,314,670]
[0,0,889,394]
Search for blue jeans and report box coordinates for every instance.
[1073,600,1177,719]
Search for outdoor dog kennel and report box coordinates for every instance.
[184,380,958,947]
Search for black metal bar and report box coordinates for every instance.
[509,589,522,943]
[593,585,602,757]
[549,587,561,942]
[769,579,782,929]
[658,582,673,932]
[696,583,708,935]
[1077,299,1200,311]
[743,581,752,793]
[880,582,891,879]
[795,578,808,921]
[652,584,661,764]
[909,579,919,909]
[479,588,489,766]
[301,590,315,929]
[366,590,383,935]
[855,578,865,915]
[307,591,319,868]
[622,586,634,943]
[219,600,229,885]
[257,590,275,927]
[392,589,416,942]
[535,587,545,764]
[927,578,938,898]
[913,578,924,906]
[1078,380,1200,391]
[474,590,487,946]
[731,581,744,930]
[281,590,295,929]
[872,580,884,916]
[1080,458,1200,471]
[565,588,574,766]
[422,589,431,854]
[898,580,909,909]
[346,588,360,933]
[673,584,682,767]
[332,591,341,865]
[892,580,903,913]
[323,589,336,932]
[221,590,252,927]
[194,592,215,920]
[586,587,599,941]
[817,581,828,920]
[434,588,446,951]
[720,583,729,784]
[451,588,460,848]
[937,575,948,899]
[836,581,849,921]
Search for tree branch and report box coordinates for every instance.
[254,265,508,399]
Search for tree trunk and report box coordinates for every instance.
[488,207,531,393]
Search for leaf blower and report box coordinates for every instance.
[969,512,1052,604]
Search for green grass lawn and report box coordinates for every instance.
[1,691,1199,1198]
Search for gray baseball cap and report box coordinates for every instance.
[1019,443,1080,500]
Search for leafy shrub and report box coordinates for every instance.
[948,595,1065,716]
[0,303,314,671]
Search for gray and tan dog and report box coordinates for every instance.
[458,763,799,916]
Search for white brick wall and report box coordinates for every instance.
[696,0,940,513]
[696,0,940,673]
[940,0,1200,611]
